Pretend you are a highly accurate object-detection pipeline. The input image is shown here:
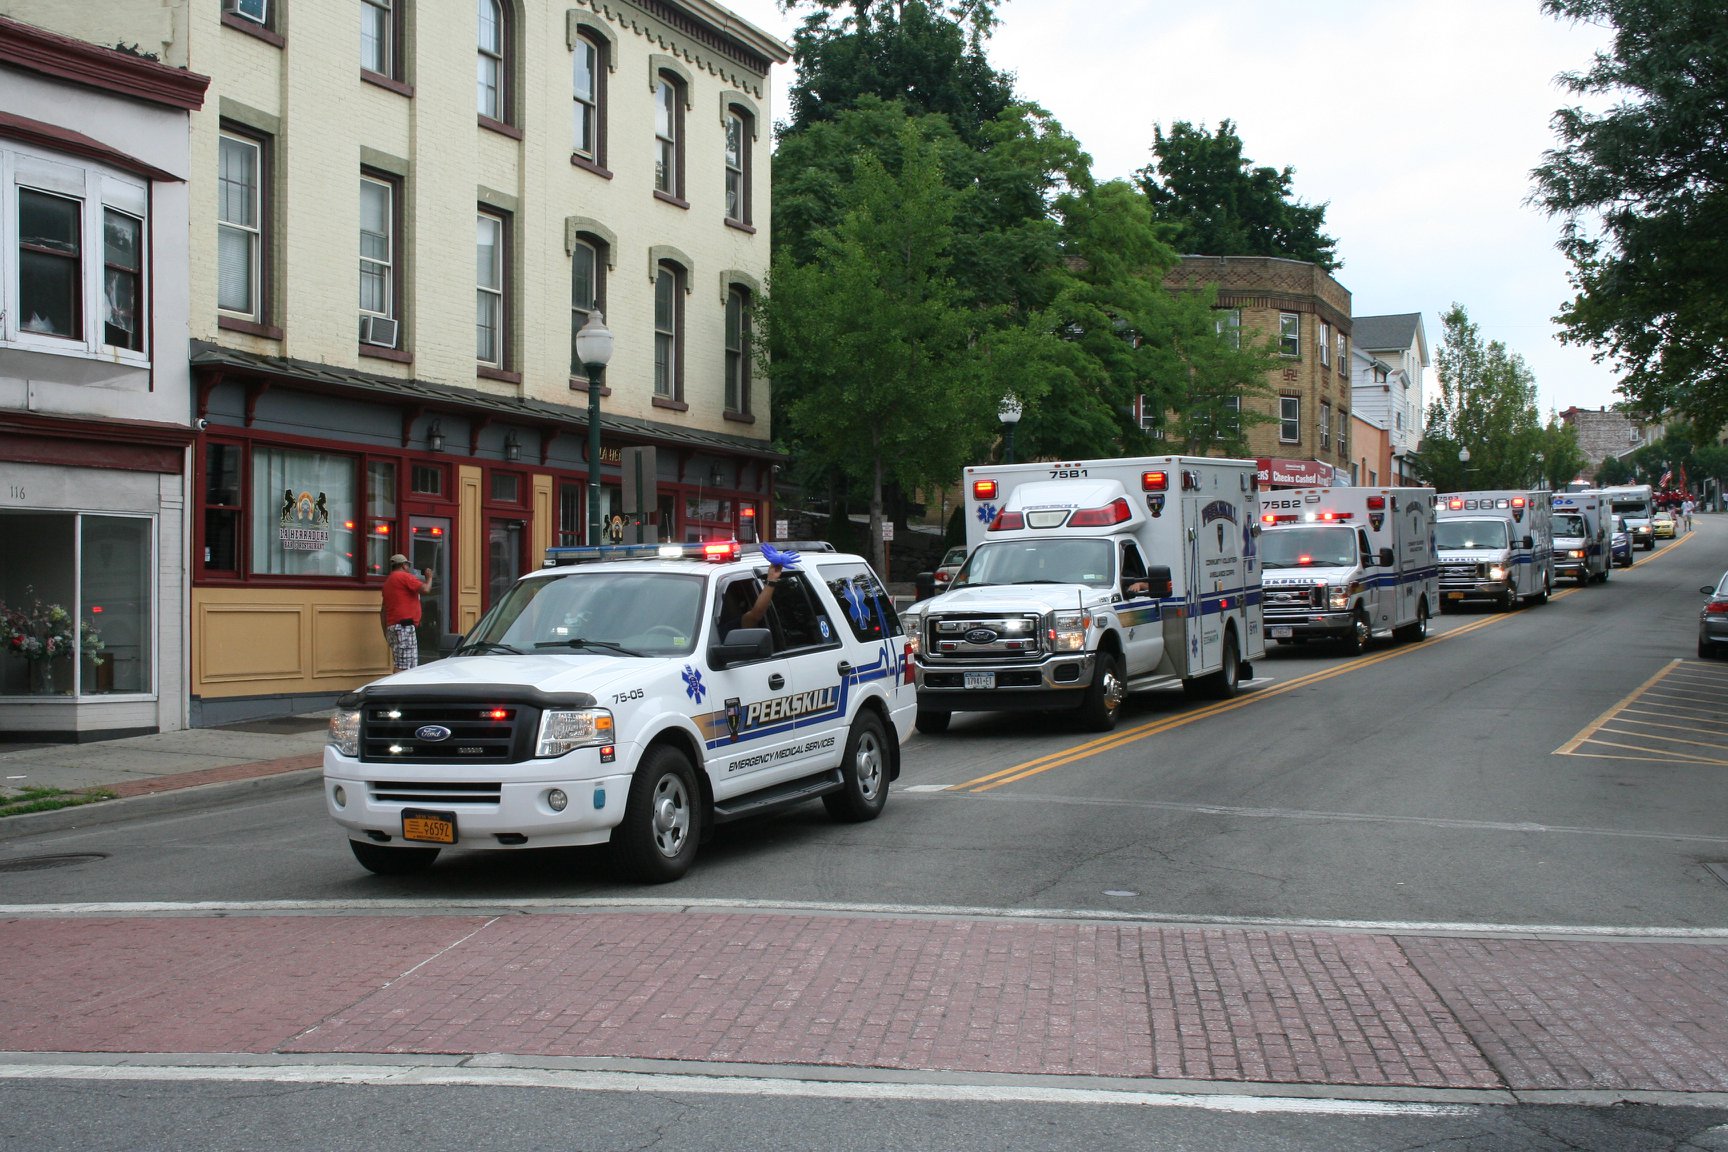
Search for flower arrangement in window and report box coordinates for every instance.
[0,588,104,665]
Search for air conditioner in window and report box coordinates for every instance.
[359,314,399,348]
[223,0,268,23]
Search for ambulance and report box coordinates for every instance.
[1598,483,1656,550]
[1434,490,1555,611]
[1256,486,1438,652]
[898,456,1264,734]
[1550,491,1610,585]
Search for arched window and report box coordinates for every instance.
[477,0,507,123]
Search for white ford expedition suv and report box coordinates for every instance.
[325,540,913,882]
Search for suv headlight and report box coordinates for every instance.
[536,708,615,757]
[329,708,361,758]
[1050,611,1088,653]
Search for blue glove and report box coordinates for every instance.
[759,543,802,571]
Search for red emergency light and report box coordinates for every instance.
[1069,497,1132,527]
[702,541,739,562]
[1447,498,1464,510]
[1317,511,1354,522]
[972,479,999,501]
[1511,497,1527,509]
[1366,496,1386,511]
[483,708,510,720]
[1141,471,1168,492]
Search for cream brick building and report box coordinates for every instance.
[8,0,788,723]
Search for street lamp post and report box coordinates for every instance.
[998,394,1023,464]
[1458,445,1470,489]
[575,311,614,546]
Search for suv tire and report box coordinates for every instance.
[609,745,701,884]
[824,712,889,823]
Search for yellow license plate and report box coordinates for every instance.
[1446,591,1465,600]
[402,808,457,844]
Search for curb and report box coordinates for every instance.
[0,761,321,841]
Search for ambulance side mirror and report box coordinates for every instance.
[1521,536,1534,549]
[1144,566,1173,599]
[1377,547,1394,567]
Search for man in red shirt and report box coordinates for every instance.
[380,553,433,671]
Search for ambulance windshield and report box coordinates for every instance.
[1554,513,1588,538]
[1259,525,1357,569]
[961,539,1114,588]
[1434,519,1509,550]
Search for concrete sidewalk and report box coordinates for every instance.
[0,713,328,830]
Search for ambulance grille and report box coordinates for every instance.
[1263,584,1323,610]
[921,613,1045,662]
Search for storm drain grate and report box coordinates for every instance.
[0,853,108,872]
[1706,863,1728,889]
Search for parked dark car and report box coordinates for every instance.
[1611,515,1633,568]
[1700,574,1728,658]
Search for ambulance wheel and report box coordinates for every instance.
[1534,575,1551,604]
[1342,611,1370,656]
[350,840,439,875]
[915,708,951,735]
[824,712,889,823]
[608,745,700,884]
[1395,601,1429,643]
[1189,636,1242,701]
[1079,651,1126,731]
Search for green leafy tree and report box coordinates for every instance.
[1135,120,1340,270]
[1594,454,1634,486]
[1536,419,1588,490]
[1532,0,1728,431]
[784,0,1013,147]
[1413,304,1544,490]
[762,120,1004,573]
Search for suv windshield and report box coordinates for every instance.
[1435,519,1509,550]
[1260,525,1357,569]
[961,539,1114,587]
[458,570,705,656]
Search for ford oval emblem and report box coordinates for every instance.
[416,724,452,742]
[964,628,996,645]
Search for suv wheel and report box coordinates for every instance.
[824,712,889,823]
[609,745,701,883]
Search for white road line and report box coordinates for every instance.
[1,897,1725,939]
[0,1060,1481,1116]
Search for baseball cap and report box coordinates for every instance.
[389,554,409,565]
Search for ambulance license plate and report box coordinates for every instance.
[963,672,994,690]
[1447,591,1465,600]
[402,808,457,844]
[1270,626,1292,639]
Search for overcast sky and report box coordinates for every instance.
[725,0,1622,417]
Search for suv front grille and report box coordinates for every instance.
[360,702,529,764]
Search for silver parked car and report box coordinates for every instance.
[1700,573,1728,658]
[933,545,968,590]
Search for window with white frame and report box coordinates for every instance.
[5,146,150,359]
[573,33,604,163]
[229,0,268,25]
[1215,308,1241,349]
[1336,331,1347,376]
[217,128,264,322]
[1223,394,1241,438]
[1280,395,1300,443]
[654,72,684,199]
[724,107,751,224]
[725,284,750,414]
[653,261,682,399]
[361,0,393,77]
[1337,408,1349,456]
[1279,312,1300,357]
[477,0,505,121]
[569,235,607,376]
[358,173,395,339]
[1319,320,1332,367]
[476,209,506,367]
[1319,400,1332,450]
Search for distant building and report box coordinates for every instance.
[1165,256,1353,486]
[1559,405,1658,481]
[1350,313,1427,485]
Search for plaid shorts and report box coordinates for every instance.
[387,622,419,671]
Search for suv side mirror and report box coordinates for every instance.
[1377,547,1395,567]
[712,627,773,668]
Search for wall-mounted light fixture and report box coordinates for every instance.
[710,466,725,487]
[503,431,521,462]
[428,419,445,453]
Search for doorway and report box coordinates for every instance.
[408,515,451,661]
